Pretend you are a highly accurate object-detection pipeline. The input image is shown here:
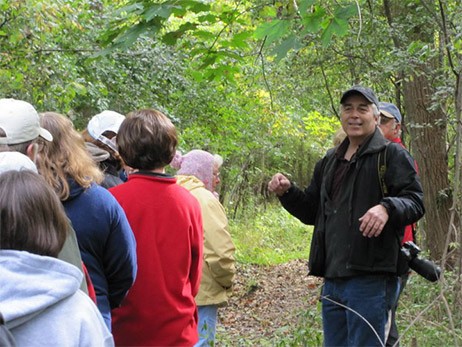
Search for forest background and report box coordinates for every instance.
[1,0,462,345]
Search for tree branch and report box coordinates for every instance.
[256,36,274,110]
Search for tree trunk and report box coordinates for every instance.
[403,73,451,260]
[383,0,452,260]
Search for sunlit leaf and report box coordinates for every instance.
[260,5,277,18]
[254,20,291,46]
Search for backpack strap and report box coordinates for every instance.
[378,143,389,197]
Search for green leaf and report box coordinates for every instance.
[219,10,237,25]
[334,4,358,20]
[320,17,348,46]
[271,34,298,62]
[200,54,218,69]
[162,22,197,45]
[178,0,210,13]
[143,4,174,21]
[299,0,316,15]
[226,31,253,49]
[189,69,204,82]
[260,6,277,18]
[330,17,349,36]
[197,14,217,23]
[192,3,211,13]
[70,81,87,95]
[192,30,216,40]
[113,22,153,47]
[302,6,326,33]
[320,18,335,46]
[254,20,291,45]
[115,3,144,16]
[162,31,183,45]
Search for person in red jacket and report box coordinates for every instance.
[110,109,203,347]
[379,101,418,347]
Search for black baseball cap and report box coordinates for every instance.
[340,85,379,109]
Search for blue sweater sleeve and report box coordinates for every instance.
[104,200,137,309]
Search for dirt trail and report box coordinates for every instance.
[218,259,322,343]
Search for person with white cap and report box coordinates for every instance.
[0,98,91,296]
[269,86,424,346]
[0,98,52,162]
[82,110,126,188]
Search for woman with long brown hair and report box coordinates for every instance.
[37,112,137,330]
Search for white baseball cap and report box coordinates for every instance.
[0,151,38,174]
[87,110,125,140]
[0,98,53,145]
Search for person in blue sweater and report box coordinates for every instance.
[37,111,137,330]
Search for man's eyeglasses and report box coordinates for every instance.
[380,115,395,124]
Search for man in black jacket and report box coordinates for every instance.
[268,86,424,347]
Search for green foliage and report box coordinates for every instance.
[230,204,312,265]
[394,272,462,346]
[302,110,340,147]
[274,308,323,346]
[99,0,360,82]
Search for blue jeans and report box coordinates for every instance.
[386,273,409,346]
[195,305,218,347]
[321,275,399,347]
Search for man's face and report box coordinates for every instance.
[379,115,401,141]
[340,94,378,143]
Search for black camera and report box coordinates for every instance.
[400,241,441,282]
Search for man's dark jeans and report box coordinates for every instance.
[321,275,399,347]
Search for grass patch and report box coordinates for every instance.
[229,204,312,265]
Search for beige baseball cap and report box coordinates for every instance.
[0,98,53,145]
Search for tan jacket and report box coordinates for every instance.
[176,175,236,306]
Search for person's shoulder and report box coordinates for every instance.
[385,141,417,170]
[174,183,202,202]
[387,141,411,157]
[195,188,224,210]
[88,183,120,202]
[324,147,337,159]
[174,184,202,211]
[101,174,123,189]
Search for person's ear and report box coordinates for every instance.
[26,143,39,163]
